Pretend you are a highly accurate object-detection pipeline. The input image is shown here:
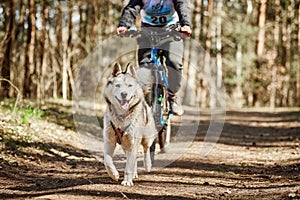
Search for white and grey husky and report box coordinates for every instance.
[103,63,157,186]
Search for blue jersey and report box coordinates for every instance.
[141,0,179,26]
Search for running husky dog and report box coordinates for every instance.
[103,63,157,186]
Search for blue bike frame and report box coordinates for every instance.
[150,47,173,126]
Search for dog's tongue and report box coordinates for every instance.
[120,100,129,110]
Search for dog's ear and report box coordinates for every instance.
[112,63,122,77]
[125,63,137,78]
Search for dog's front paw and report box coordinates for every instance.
[121,180,134,186]
[109,172,119,181]
[106,167,119,181]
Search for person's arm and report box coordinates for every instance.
[118,0,143,28]
[173,0,192,27]
[173,0,192,36]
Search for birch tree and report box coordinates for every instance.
[215,0,222,89]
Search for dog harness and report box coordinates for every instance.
[110,121,131,145]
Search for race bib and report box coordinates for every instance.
[141,0,179,26]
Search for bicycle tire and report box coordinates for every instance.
[149,83,172,164]
[150,117,171,163]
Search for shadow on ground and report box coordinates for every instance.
[0,107,299,199]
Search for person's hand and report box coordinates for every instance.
[116,26,128,36]
[180,25,192,38]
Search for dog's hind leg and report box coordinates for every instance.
[104,139,119,181]
[141,137,153,172]
[142,142,152,172]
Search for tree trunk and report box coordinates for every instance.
[183,0,202,106]
[38,0,49,102]
[297,2,300,106]
[24,0,36,98]
[0,0,15,98]
[13,0,26,97]
[216,0,222,89]
[234,0,252,108]
[61,1,75,102]
[281,1,293,106]
[183,40,197,106]
[254,0,267,106]
[53,6,63,100]
[270,0,280,109]
[256,0,267,58]
[62,2,73,102]
[233,43,244,108]
[200,0,206,41]
[193,0,202,41]
[245,0,253,22]
[203,0,216,108]
[92,0,99,40]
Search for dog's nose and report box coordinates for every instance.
[121,92,127,99]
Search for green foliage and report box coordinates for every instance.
[19,108,45,124]
[2,100,45,124]
[0,104,38,152]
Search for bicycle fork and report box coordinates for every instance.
[152,66,172,127]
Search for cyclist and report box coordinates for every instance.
[116,0,192,115]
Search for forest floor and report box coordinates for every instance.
[0,100,299,200]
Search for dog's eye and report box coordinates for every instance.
[115,84,121,88]
[128,84,133,87]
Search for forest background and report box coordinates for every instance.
[0,0,300,109]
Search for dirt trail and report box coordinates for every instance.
[0,106,299,200]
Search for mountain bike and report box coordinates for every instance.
[124,27,185,162]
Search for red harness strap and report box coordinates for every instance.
[110,121,124,144]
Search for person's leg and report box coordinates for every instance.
[137,36,151,65]
[137,36,153,105]
[164,39,184,94]
[161,38,184,115]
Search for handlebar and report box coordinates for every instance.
[119,27,190,40]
